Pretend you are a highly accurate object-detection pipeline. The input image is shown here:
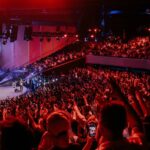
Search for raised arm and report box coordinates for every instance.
[109,77,142,130]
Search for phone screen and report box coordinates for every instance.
[88,123,96,137]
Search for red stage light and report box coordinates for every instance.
[88,29,92,32]
[90,34,94,38]
[63,34,68,38]
[75,34,79,38]
[94,28,97,32]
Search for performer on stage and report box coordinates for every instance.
[19,78,24,92]
[12,81,17,89]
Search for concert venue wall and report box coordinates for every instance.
[0,25,76,69]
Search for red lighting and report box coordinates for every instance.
[75,34,79,38]
[63,34,68,38]
[90,34,94,38]
[94,28,97,32]
[88,29,92,32]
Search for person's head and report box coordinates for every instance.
[47,110,71,148]
[87,115,98,126]
[0,117,33,150]
[99,103,127,139]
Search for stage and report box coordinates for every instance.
[0,86,28,100]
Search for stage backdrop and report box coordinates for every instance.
[0,25,76,69]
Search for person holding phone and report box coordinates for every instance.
[88,123,97,137]
[83,116,98,150]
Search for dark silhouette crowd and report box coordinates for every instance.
[0,35,150,150]
[0,66,150,150]
[87,36,150,59]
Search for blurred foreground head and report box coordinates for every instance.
[99,103,127,138]
[47,110,71,148]
[0,117,33,150]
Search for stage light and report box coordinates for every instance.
[109,10,123,15]
[10,25,18,42]
[75,34,79,38]
[63,33,68,38]
[88,28,92,32]
[24,26,32,41]
[94,28,98,32]
[90,34,95,38]
[75,34,79,41]
[5,25,10,38]
[2,25,10,45]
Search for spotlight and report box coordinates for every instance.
[5,25,10,38]
[88,28,92,32]
[75,34,79,38]
[75,34,79,41]
[10,25,18,42]
[24,26,32,41]
[94,28,98,32]
[63,34,68,38]
[90,34,95,38]
[52,79,55,82]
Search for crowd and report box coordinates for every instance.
[88,36,150,59]
[0,66,150,150]
[0,42,86,84]
[23,42,86,73]
[1,36,149,84]
[0,35,150,150]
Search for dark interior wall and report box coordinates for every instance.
[0,25,76,69]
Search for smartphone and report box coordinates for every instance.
[88,123,96,137]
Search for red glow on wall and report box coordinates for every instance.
[2,0,76,9]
